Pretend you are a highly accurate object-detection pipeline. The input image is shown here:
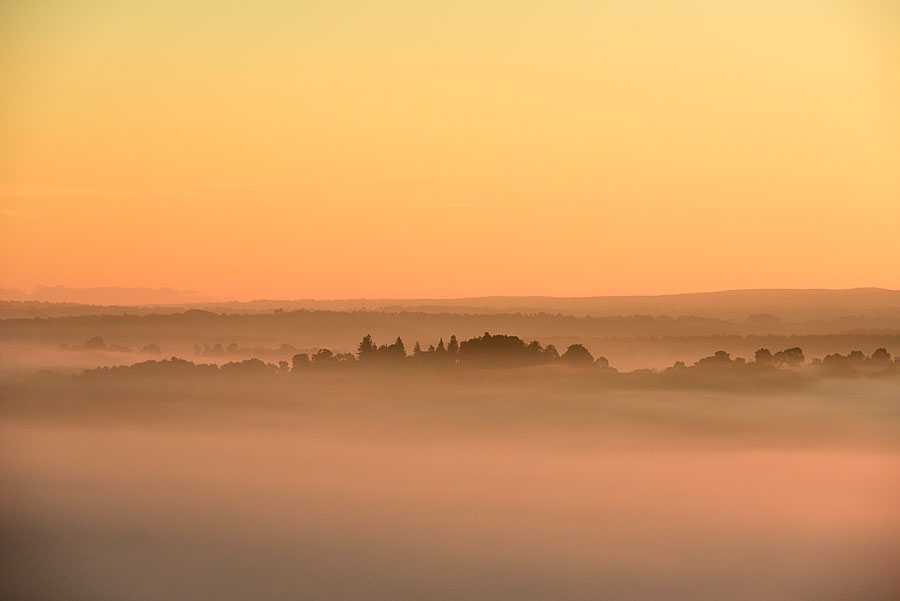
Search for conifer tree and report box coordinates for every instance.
[357,334,377,361]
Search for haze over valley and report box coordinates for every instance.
[3,0,899,598]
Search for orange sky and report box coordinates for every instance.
[2,0,899,299]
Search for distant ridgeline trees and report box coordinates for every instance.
[77,332,899,384]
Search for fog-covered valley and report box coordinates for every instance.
[3,294,900,600]
[3,370,900,601]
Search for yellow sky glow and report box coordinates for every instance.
[2,0,899,299]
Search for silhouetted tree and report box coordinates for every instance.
[823,353,857,377]
[870,348,892,366]
[387,336,406,361]
[560,344,594,366]
[773,347,804,367]
[357,334,377,361]
[447,335,459,356]
[754,348,774,365]
[695,350,732,367]
[312,348,336,364]
[220,358,274,375]
[459,332,555,367]
[847,350,865,363]
[292,353,310,371]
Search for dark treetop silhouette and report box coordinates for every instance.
[53,332,899,389]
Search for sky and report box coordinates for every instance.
[2,0,899,300]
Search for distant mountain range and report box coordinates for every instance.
[0,285,216,306]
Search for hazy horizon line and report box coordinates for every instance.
[1,284,898,307]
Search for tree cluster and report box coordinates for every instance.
[821,348,893,377]
[61,336,161,355]
[76,335,900,387]
[287,333,611,371]
[667,346,899,379]
[686,347,805,370]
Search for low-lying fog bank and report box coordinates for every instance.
[2,373,899,601]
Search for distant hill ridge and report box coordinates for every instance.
[0,285,215,306]
[1,287,898,320]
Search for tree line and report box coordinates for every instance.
[290,332,609,370]
[68,330,900,383]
